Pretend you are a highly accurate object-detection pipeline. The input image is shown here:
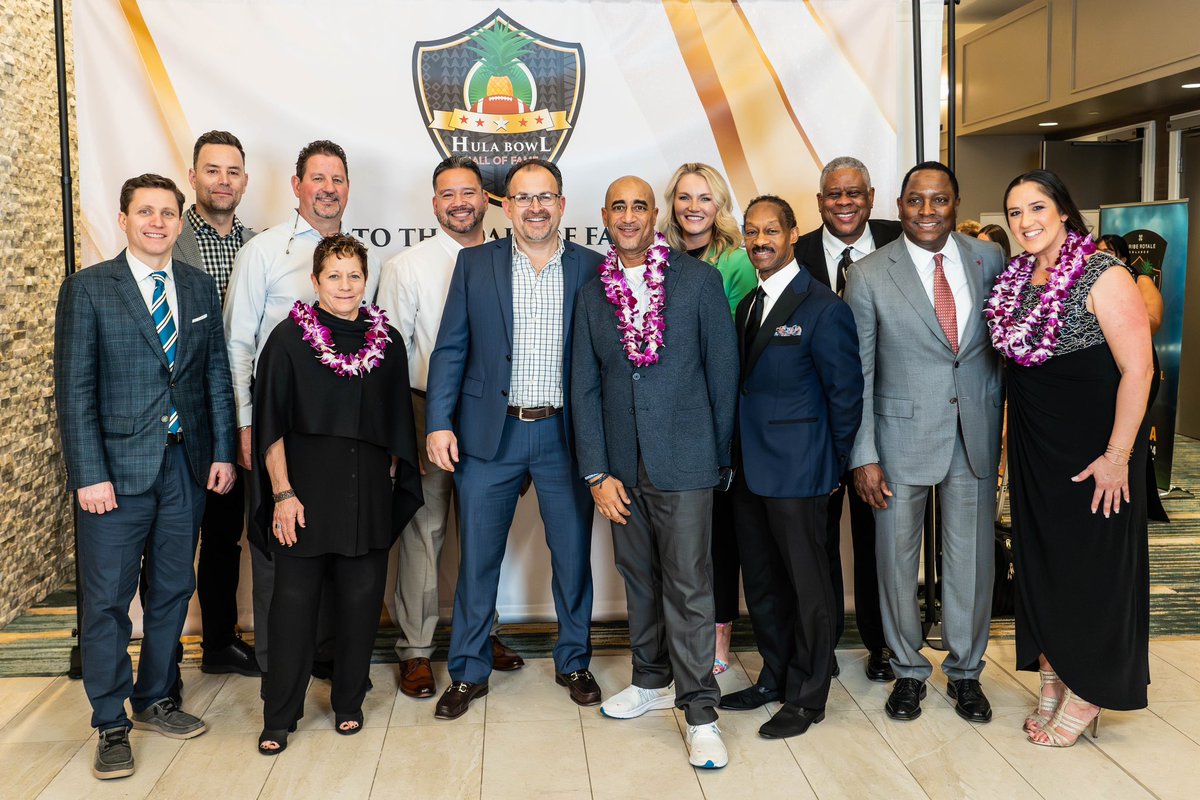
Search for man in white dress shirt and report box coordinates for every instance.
[223,139,379,679]
[376,156,524,699]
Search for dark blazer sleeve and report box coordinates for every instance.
[54,274,108,491]
[698,266,739,468]
[201,275,236,463]
[426,251,471,434]
[570,285,608,477]
[809,300,864,472]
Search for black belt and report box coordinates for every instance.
[166,432,184,445]
[506,405,561,421]
[411,388,427,399]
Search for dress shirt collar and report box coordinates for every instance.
[903,233,962,274]
[822,224,875,262]
[186,204,244,240]
[125,248,174,282]
[757,260,800,301]
[511,236,564,273]
[436,231,467,259]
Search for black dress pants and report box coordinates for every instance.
[734,476,835,710]
[263,548,389,731]
[197,475,246,651]
[826,478,886,653]
[710,489,741,624]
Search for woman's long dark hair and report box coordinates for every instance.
[1002,170,1089,236]
[1098,233,1130,263]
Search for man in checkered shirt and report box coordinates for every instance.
[170,130,260,680]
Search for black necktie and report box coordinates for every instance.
[744,287,767,356]
[836,247,853,296]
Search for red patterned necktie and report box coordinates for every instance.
[932,253,958,353]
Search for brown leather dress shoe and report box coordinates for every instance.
[555,669,602,706]
[400,657,435,699]
[434,681,489,720]
[491,635,525,671]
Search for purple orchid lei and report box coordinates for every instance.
[599,231,670,366]
[289,300,391,377]
[985,229,1096,366]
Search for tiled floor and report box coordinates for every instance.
[3,640,1200,799]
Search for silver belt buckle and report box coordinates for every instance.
[518,406,534,421]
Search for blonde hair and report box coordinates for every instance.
[658,163,743,259]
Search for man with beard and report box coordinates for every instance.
[425,158,602,719]
[377,156,524,700]
[793,156,901,682]
[572,176,738,769]
[224,140,379,681]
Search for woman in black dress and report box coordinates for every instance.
[987,171,1153,747]
[255,234,422,754]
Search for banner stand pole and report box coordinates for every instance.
[911,0,924,163]
[945,0,959,172]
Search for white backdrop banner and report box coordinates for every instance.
[74,0,943,625]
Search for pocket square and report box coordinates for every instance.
[774,324,802,337]
[191,313,208,323]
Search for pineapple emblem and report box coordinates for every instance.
[466,22,534,116]
[414,11,585,204]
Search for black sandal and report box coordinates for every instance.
[258,729,289,755]
[335,710,364,735]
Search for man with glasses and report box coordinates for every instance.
[425,158,602,720]
[223,140,379,682]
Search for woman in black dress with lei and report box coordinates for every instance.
[986,171,1153,747]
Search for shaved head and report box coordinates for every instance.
[602,175,659,266]
[605,175,654,206]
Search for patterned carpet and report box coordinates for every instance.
[3,436,1198,678]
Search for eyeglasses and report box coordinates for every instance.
[507,192,561,208]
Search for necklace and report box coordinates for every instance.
[599,231,670,366]
[289,301,391,377]
[985,229,1095,366]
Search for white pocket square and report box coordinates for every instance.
[191,313,208,323]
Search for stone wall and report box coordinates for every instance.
[0,1,78,627]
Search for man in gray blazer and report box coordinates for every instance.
[172,130,259,679]
[55,174,236,779]
[572,176,738,769]
[843,162,1004,724]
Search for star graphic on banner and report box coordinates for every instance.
[493,118,510,132]
[535,115,545,124]
[519,118,528,127]
[459,115,469,124]
[475,118,485,127]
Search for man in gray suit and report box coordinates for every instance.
[572,176,738,769]
[173,130,259,678]
[55,174,236,779]
[843,162,1004,724]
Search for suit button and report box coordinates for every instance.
[501,390,508,397]
[628,407,634,415]
[632,373,640,381]
[950,397,958,404]
[506,354,512,361]
[169,382,176,389]
[160,415,169,423]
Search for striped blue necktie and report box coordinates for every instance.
[150,271,180,434]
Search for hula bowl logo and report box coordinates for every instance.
[413,9,585,204]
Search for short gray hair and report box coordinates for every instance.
[819,156,871,192]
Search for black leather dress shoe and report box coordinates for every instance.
[758,703,826,739]
[865,648,895,682]
[556,670,602,706]
[885,678,927,721]
[832,660,841,678]
[201,638,262,677]
[434,681,489,720]
[947,678,993,723]
[719,684,779,711]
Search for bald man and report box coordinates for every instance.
[572,176,739,769]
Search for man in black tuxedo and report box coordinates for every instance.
[719,195,863,738]
[793,156,900,682]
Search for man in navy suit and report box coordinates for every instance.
[719,195,863,739]
[425,159,601,719]
[793,156,901,682]
[572,176,738,769]
[54,174,236,779]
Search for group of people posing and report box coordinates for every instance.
[54,130,1154,780]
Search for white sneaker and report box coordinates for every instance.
[686,722,728,769]
[600,682,676,719]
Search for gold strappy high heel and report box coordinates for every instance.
[1028,689,1101,748]
[1023,669,1061,733]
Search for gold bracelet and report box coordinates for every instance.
[1102,452,1129,466]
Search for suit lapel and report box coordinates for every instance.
[887,242,953,351]
[112,253,170,370]
[173,268,194,371]
[493,240,514,344]
[956,234,986,348]
[744,270,809,378]
[561,243,581,339]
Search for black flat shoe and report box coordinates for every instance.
[865,648,895,682]
[947,678,993,723]
[719,684,779,711]
[335,710,364,735]
[758,704,825,739]
[202,638,262,677]
[885,678,926,721]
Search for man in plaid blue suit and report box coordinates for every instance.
[54,174,236,780]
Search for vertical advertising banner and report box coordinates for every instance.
[1100,200,1189,492]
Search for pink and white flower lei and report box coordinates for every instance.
[985,229,1096,366]
[599,231,670,366]
[289,300,391,377]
